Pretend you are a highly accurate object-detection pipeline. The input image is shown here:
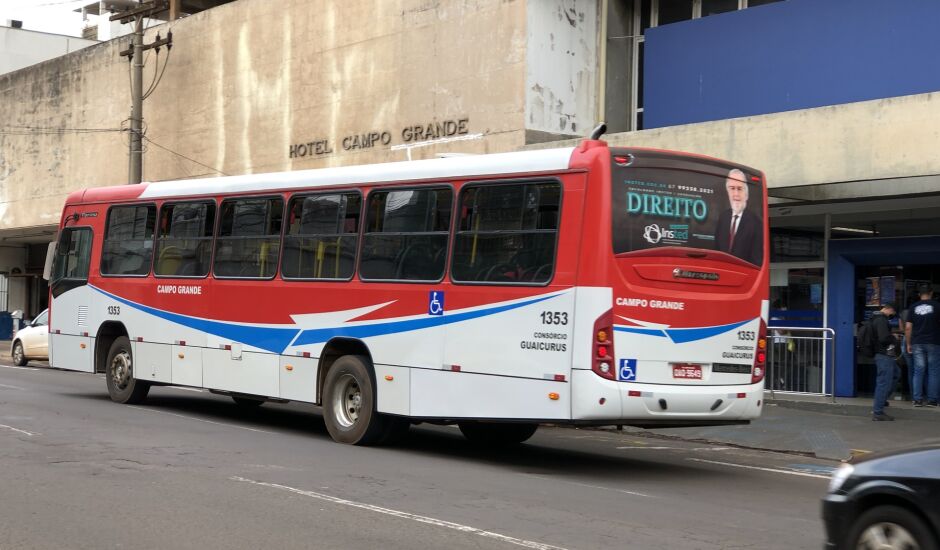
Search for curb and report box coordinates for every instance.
[767,397,940,420]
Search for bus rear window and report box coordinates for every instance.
[611,161,764,266]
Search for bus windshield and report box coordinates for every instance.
[611,155,765,267]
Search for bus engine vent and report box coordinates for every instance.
[77,306,88,326]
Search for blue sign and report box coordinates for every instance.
[619,359,637,381]
[428,291,444,316]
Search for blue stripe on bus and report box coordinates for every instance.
[664,319,752,343]
[91,286,561,354]
[614,318,755,343]
[92,286,300,354]
[291,294,559,346]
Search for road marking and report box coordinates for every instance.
[0,424,39,437]
[687,458,831,479]
[527,474,653,498]
[0,365,39,371]
[128,406,280,435]
[616,446,675,450]
[787,463,837,475]
[231,476,568,550]
[0,383,25,390]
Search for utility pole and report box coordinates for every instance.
[115,1,172,184]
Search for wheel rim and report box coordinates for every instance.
[857,522,919,550]
[109,350,132,391]
[331,373,362,428]
[13,344,23,364]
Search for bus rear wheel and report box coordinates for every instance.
[322,355,390,446]
[105,336,150,404]
[458,422,539,446]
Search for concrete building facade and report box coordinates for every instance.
[1,0,939,397]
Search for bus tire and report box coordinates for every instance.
[322,355,388,446]
[458,422,538,446]
[105,336,150,404]
[232,396,264,408]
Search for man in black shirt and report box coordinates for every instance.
[871,302,900,421]
[905,284,940,407]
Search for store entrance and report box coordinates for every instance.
[854,264,940,398]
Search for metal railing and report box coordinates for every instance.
[766,326,836,401]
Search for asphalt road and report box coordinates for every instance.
[0,360,834,550]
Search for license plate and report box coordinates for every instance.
[672,363,703,379]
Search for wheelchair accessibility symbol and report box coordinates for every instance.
[619,359,637,382]
[428,291,445,316]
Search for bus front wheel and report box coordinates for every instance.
[458,422,538,446]
[322,355,390,446]
[105,336,150,404]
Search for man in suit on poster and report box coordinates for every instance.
[714,168,763,266]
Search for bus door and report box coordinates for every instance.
[608,150,766,390]
[49,224,96,372]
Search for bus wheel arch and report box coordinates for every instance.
[95,321,129,374]
[317,338,373,404]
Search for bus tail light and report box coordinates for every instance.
[592,309,615,380]
[752,318,767,384]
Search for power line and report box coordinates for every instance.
[143,136,229,177]
[0,125,123,135]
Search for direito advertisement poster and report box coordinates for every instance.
[611,163,765,266]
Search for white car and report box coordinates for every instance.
[10,309,48,366]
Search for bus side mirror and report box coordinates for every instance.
[43,241,57,281]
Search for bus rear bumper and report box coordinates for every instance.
[571,369,764,423]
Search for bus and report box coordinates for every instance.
[47,134,769,446]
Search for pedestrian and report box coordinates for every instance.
[905,283,940,407]
[871,302,900,421]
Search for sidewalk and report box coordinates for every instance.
[616,393,940,461]
[2,338,935,461]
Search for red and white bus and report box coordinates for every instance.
[47,136,769,445]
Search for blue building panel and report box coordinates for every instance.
[644,0,940,128]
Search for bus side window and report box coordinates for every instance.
[359,187,452,282]
[155,201,215,278]
[213,197,283,279]
[282,192,361,280]
[451,181,561,284]
[100,204,156,277]
[51,227,93,297]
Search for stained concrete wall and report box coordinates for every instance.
[0,0,533,233]
[525,0,598,140]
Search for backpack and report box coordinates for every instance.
[857,318,877,357]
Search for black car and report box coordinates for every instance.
[823,444,940,550]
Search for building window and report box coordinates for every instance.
[101,204,156,276]
[0,275,7,311]
[213,198,283,279]
[702,0,739,16]
[282,192,361,280]
[746,0,784,7]
[359,188,452,282]
[658,0,694,25]
[451,181,561,284]
[156,201,215,277]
